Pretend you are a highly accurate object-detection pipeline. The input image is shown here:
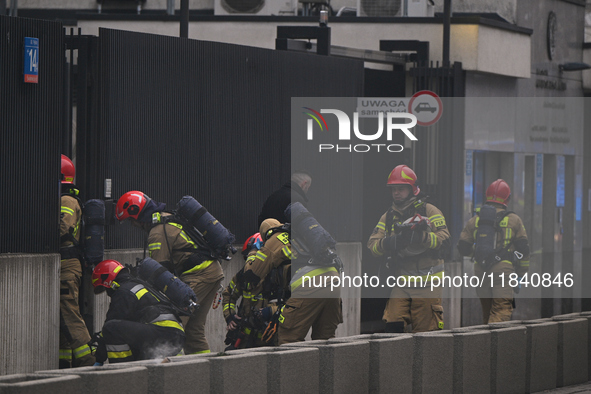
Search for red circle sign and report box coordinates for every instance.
[408,90,443,126]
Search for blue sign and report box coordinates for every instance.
[24,37,39,83]
[556,156,565,208]
[466,150,472,176]
[536,181,542,205]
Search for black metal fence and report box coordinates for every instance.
[0,16,64,253]
[90,28,365,249]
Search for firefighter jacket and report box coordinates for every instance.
[242,229,292,291]
[458,204,530,275]
[60,194,82,261]
[105,275,184,332]
[148,213,223,281]
[222,250,267,322]
[367,197,450,283]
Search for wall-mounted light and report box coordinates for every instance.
[559,62,591,72]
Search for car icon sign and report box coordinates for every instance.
[414,102,437,113]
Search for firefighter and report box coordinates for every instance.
[90,260,185,364]
[367,165,450,333]
[115,191,224,355]
[223,232,290,349]
[243,219,341,345]
[59,155,95,368]
[457,179,530,323]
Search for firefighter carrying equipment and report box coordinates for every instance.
[474,204,513,269]
[173,196,236,260]
[137,257,199,315]
[284,202,343,270]
[60,197,105,267]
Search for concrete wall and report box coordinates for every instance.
[0,314,587,393]
[0,254,60,376]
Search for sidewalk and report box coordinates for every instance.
[538,382,591,393]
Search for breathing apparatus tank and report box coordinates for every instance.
[82,199,105,266]
[137,257,198,315]
[176,196,236,260]
[285,202,341,268]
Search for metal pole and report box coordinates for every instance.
[180,0,188,38]
[443,0,451,68]
[167,0,175,16]
[9,0,17,16]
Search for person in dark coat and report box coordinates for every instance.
[257,171,312,227]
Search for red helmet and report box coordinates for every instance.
[386,165,420,195]
[92,260,124,291]
[486,179,511,207]
[242,232,263,257]
[61,154,75,184]
[116,191,151,221]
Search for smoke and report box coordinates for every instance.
[143,341,183,361]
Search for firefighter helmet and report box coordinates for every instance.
[260,218,282,242]
[61,154,75,184]
[242,232,263,257]
[116,191,151,221]
[386,165,420,196]
[92,260,124,291]
[486,179,511,207]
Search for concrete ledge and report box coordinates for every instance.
[580,312,591,381]
[367,335,413,394]
[413,332,454,393]
[0,373,81,394]
[225,346,320,394]
[209,353,267,394]
[553,318,588,387]
[34,366,149,394]
[452,329,491,394]
[524,321,558,393]
[490,326,527,393]
[281,339,370,394]
[105,358,211,394]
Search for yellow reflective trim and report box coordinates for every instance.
[429,214,444,221]
[61,206,75,216]
[244,327,251,335]
[291,267,338,291]
[148,243,161,251]
[107,350,133,359]
[376,222,385,230]
[59,349,72,360]
[256,251,267,261]
[113,265,123,274]
[400,169,414,180]
[182,259,214,275]
[189,349,210,354]
[246,255,256,263]
[372,242,384,256]
[282,246,292,258]
[73,344,92,358]
[135,288,148,300]
[152,320,184,331]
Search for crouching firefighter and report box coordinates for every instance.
[224,232,291,349]
[90,260,185,364]
[115,191,225,355]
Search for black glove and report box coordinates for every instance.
[410,230,425,246]
[242,270,261,290]
[89,332,107,364]
[382,233,411,252]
